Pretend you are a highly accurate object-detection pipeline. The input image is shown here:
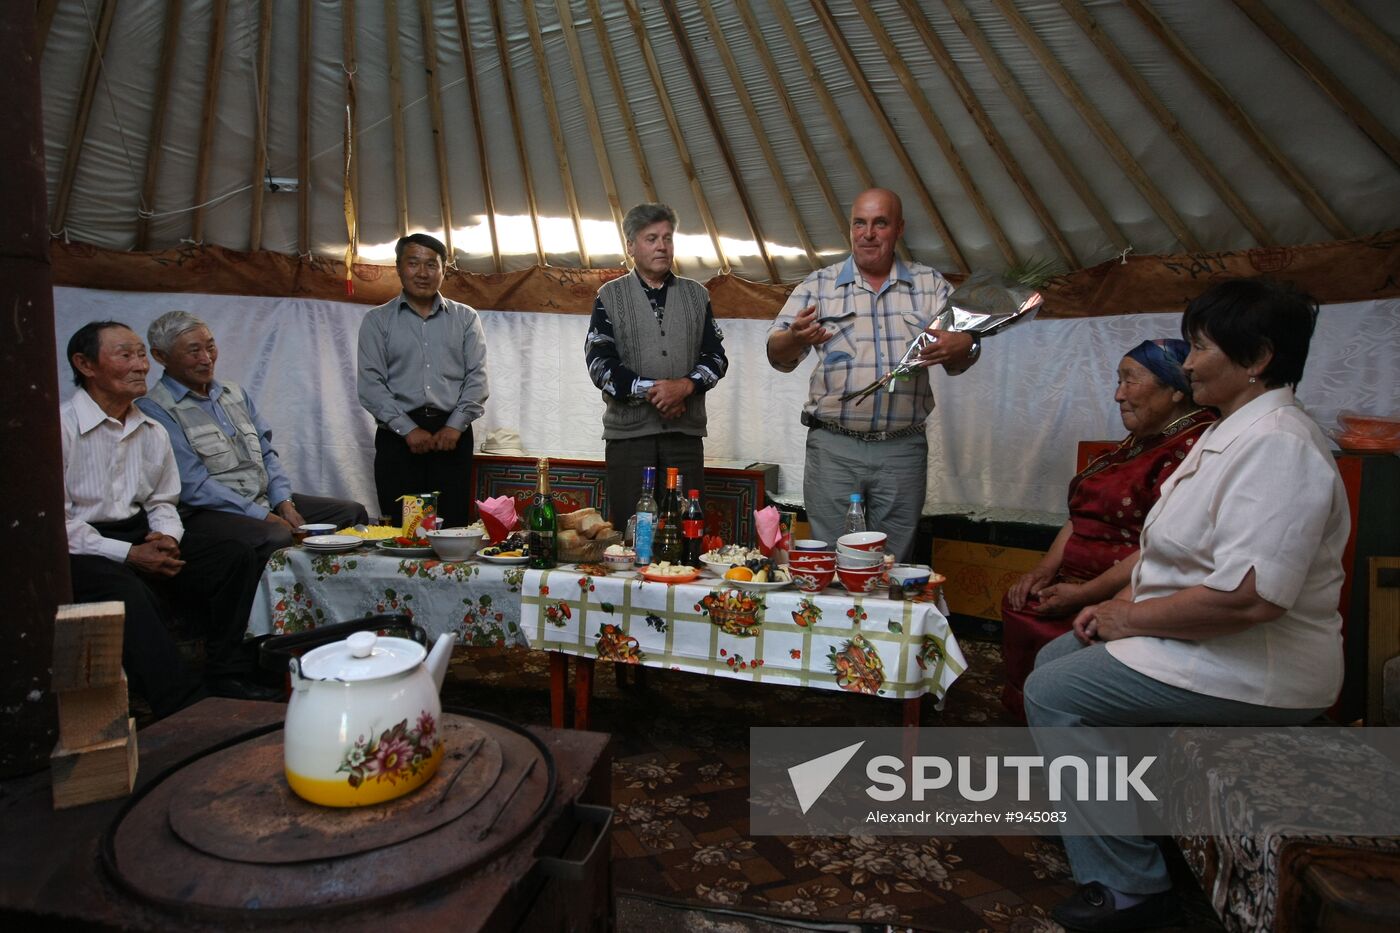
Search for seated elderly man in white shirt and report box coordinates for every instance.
[63,321,277,718]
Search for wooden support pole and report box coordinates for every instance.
[343,0,360,249]
[522,0,589,266]
[453,0,501,271]
[1123,0,1351,240]
[489,0,545,265]
[248,0,273,252]
[555,0,627,257]
[51,0,118,236]
[416,0,456,258]
[192,1,228,244]
[297,0,312,255]
[697,0,820,271]
[1059,0,1274,247]
[622,0,729,272]
[892,0,1077,267]
[1318,0,1400,77]
[659,0,779,282]
[36,0,60,57]
[852,1,1017,266]
[134,0,184,250]
[385,0,410,238]
[586,0,658,204]
[945,0,1127,255]
[1233,0,1400,170]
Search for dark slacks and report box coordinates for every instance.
[374,412,474,526]
[182,493,370,564]
[603,433,705,529]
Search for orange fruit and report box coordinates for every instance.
[724,566,754,581]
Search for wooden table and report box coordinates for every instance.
[0,699,610,932]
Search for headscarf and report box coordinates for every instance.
[1125,338,1190,395]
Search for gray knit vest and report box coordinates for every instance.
[598,273,709,440]
[145,380,271,506]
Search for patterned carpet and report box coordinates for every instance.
[442,639,1224,932]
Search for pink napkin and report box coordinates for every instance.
[475,496,519,544]
[754,506,787,556]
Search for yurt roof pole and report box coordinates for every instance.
[586,0,658,205]
[622,0,728,273]
[1318,0,1400,76]
[945,0,1127,255]
[522,0,589,267]
[554,0,628,258]
[732,0,846,253]
[135,0,183,251]
[36,0,60,57]
[385,0,410,238]
[1059,0,1273,247]
[192,0,228,244]
[249,0,273,253]
[297,0,312,255]
[893,0,1077,267]
[489,0,546,266]
[416,0,456,259]
[659,0,778,283]
[342,0,361,261]
[696,0,820,272]
[1122,0,1352,241]
[1234,0,1400,170]
[51,0,118,237]
[452,0,501,272]
[991,0,1201,253]
[852,1,1016,267]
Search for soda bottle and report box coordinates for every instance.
[681,489,705,567]
[843,493,867,535]
[633,466,658,565]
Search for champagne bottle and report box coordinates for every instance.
[633,466,658,565]
[527,458,557,569]
[653,467,683,564]
[681,488,705,568]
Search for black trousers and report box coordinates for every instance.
[374,411,474,526]
[181,493,370,565]
[69,513,262,717]
[603,434,705,530]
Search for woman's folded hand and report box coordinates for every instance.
[1008,567,1054,610]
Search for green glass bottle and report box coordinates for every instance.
[527,457,557,569]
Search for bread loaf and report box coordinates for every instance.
[559,508,600,532]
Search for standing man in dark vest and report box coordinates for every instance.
[585,203,728,528]
[357,233,489,526]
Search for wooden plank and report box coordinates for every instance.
[697,0,820,271]
[385,0,409,238]
[585,0,658,204]
[1367,557,1400,725]
[51,0,118,236]
[57,673,129,748]
[489,0,545,265]
[192,0,229,243]
[1059,0,1273,247]
[36,0,61,58]
[659,0,779,282]
[945,0,1128,254]
[52,602,125,693]
[416,0,455,258]
[248,0,273,252]
[342,0,360,239]
[1123,0,1351,241]
[1234,0,1400,170]
[297,0,312,255]
[51,718,137,810]
[521,0,589,266]
[453,0,501,271]
[133,0,183,250]
[1318,0,1400,77]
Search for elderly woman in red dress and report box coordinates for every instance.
[1000,339,1215,719]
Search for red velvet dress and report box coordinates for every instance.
[1000,409,1216,719]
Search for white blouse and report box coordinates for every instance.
[1107,388,1349,709]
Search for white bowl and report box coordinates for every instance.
[426,527,485,561]
[889,564,931,585]
[837,549,885,568]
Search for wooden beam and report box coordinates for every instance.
[1233,0,1400,170]
[621,0,728,272]
[192,0,228,244]
[134,0,183,250]
[555,0,627,257]
[522,0,589,266]
[698,0,819,271]
[342,0,360,243]
[385,0,409,238]
[248,0,272,252]
[1059,0,1274,247]
[1123,0,1351,240]
[1318,0,1400,77]
[851,1,1017,266]
[51,0,118,236]
[945,0,1127,254]
[489,0,545,265]
[297,0,312,255]
[453,0,501,271]
[892,0,1077,267]
[416,0,455,258]
[36,0,60,58]
[659,0,778,282]
[585,0,658,204]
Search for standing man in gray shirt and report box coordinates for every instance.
[357,234,489,526]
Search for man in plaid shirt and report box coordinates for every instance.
[767,188,980,560]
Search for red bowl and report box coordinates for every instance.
[789,549,836,564]
[837,531,887,552]
[791,567,836,592]
[837,565,884,595]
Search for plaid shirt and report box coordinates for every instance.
[770,256,956,433]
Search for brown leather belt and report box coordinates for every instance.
[801,411,925,442]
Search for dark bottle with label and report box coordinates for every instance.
[527,457,557,569]
[652,467,683,564]
[681,488,705,568]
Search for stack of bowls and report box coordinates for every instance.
[788,549,837,592]
[836,532,888,594]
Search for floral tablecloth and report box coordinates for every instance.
[519,568,968,701]
[248,546,531,647]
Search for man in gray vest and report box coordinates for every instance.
[585,203,728,527]
[138,310,369,563]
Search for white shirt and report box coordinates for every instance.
[62,388,185,563]
[1107,388,1349,709]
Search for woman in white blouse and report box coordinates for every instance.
[1023,278,1350,933]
